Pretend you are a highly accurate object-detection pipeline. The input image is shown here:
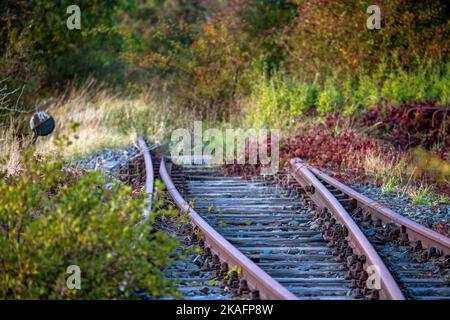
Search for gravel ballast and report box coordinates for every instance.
[350,183,449,236]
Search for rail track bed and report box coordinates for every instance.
[175,165,355,300]
[142,154,234,300]
[164,241,232,300]
[314,179,449,300]
[281,159,449,300]
[135,138,449,300]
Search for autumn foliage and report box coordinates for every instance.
[363,101,449,155]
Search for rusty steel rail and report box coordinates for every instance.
[138,136,154,217]
[307,165,450,256]
[287,158,406,300]
[159,157,297,300]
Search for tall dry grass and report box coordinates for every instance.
[362,148,449,202]
[363,149,405,182]
[0,80,195,173]
[0,123,24,175]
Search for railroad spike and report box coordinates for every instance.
[399,231,409,246]
[203,247,212,259]
[212,254,221,270]
[304,185,315,194]
[413,240,423,252]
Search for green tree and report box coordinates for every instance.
[284,0,449,79]
[240,0,298,71]
[0,0,136,87]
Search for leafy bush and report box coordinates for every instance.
[0,0,135,92]
[123,0,206,58]
[246,71,318,127]
[170,15,253,119]
[381,61,450,105]
[341,74,380,116]
[246,60,449,126]
[317,78,343,115]
[0,146,178,299]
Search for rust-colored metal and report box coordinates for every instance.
[159,157,297,300]
[288,158,405,300]
[307,164,450,256]
[138,136,154,217]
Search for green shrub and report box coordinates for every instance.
[317,78,343,115]
[290,82,318,116]
[427,62,450,105]
[0,146,178,299]
[169,16,253,120]
[381,60,450,105]
[342,74,380,116]
[247,59,449,125]
[247,71,318,127]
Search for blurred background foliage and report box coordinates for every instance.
[1,0,448,169]
[0,0,449,299]
[1,0,448,173]
[1,0,447,113]
[1,0,448,119]
[1,0,134,92]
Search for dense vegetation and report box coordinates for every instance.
[0,0,448,299]
[0,137,179,299]
[1,1,448,120]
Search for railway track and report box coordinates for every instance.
[283,159,449,300]
[136,138,450,300]
[134,138,233,300]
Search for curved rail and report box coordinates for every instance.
[159,157,297,300]
[138,136,154,217]
[288,158,405,300]
[307,165,450,256]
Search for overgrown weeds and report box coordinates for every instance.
[0,80,196,173]
[246,62,449,128]
[0,137,179,299]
